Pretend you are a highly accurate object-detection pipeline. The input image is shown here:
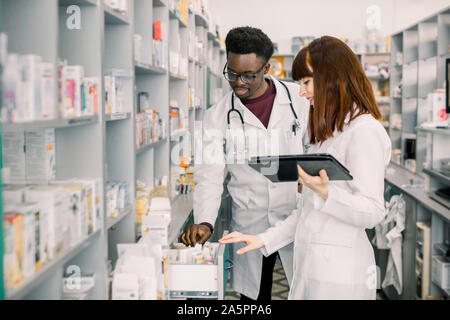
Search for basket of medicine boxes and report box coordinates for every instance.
[167,231,232,299]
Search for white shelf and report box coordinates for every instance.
[423,168,450,184]
[416,126,450,135]
[376,96,391,104]
[136,138,167,155]
[169,9,187,28]
[107,207,133,229]
[135,61,167,75]
[6,230,101,300]
[104,4,130,25]
[59,0,97,6]
[2,115,99,132]
[105,112,131,122]
[153,0,167,7]
[194,13,208,28]
[169,72,188,80]
[385,164,450,221]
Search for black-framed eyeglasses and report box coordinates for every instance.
[222,62,266,84]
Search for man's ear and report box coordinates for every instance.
[264,63,271,74]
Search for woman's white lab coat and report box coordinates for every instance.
[194,76,310,300]
[258,114,392,299]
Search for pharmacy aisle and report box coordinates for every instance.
[0,0,228,300]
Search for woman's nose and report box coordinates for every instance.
[299,87,306,96]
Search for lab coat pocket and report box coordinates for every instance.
[307,239,355,284]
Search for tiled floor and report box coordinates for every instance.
[225,263,387,300]
[225,263,289,300]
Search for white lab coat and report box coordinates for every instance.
[194,76,310,300]
[372,195,405,295]
[258,114,392,300]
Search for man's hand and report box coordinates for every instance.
[180,224,212,246]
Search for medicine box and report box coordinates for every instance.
[25,128,56,183]
[61,65,84,118]
[141,214,169,246]
[3,212,25,287]
[19,54,42,122]
[52,182,88,244]
[149,197,172,225]
[25,186,67,261]
[81,77,99,116]
[2,131,26,183]
[432,256,450,290]
[4,204,38,279]
[2,184,31,204]
[75,179,102,232]
[167,231,231,299]
[40,62,56,119]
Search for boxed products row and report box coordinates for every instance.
[2,129,55,184]
[169,102,189,135]
[1,52,99,123]
[112,235,167,300]
[104,69,129,115]
[106,181,131,219]
[2,179,102,289]
[135,179,169,238]
[134,21,166,69]
[136,111,167,149]
[169,242,219,265]
[168,0,189,26]
[188,86,201,108]
[188,30,206,64]
[169,51,188,77]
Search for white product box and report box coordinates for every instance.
[112,273,139,300]
[25,186,68,261]
[2,184,31,204]
[169,51,179,75]
[104,75,116,114]
[134,34,144,64]
[81,77,99,116]
[4,203,38,279]
[149,197,172,225]
[141,214,169,246]
[432,256,450,290]
[75,179,102,232]
[40,62,56,119]
[427,91,447,125]
[19,54,42,122]
[61,65,84,118]
[52,182,88,244]
[25,128,56,183]
[2,132,26,183]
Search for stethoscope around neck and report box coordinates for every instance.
[227,80,301,135]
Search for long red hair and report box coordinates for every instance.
[292,36,382,144]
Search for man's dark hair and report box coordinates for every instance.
[225,26,274,63]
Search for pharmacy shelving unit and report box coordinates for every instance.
[103,0,136,274]
[376,6,450,300]
[1,0,107,299]
[1,0,226,300]
[359,52,391,130]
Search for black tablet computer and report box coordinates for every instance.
[248,153,353,182]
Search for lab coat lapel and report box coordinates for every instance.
[232,96,265,130]
[267,77,293,130]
